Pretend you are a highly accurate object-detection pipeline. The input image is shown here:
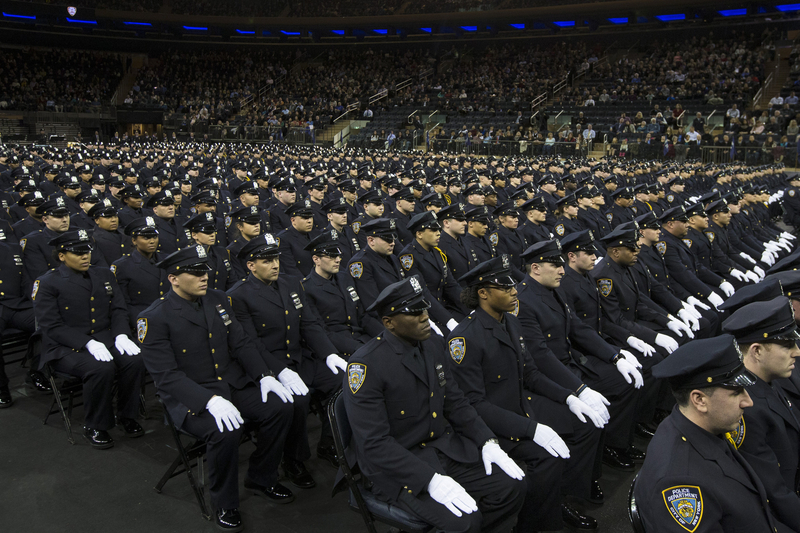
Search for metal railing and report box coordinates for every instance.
[752,71,774,109]
[396,78,414,92]
[334,102,360,123]
[368,89,389,106]
[420,67,435,81]
[530,91,547,112]
[240,71,287,110]
[204,124,318,144]
[702,144,797,166]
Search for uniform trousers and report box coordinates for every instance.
[0,305,35,388]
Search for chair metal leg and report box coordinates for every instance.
[47,375,75,445]
[160,418,211,521]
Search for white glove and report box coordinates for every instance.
[707,291,725,310]
[764,242,781,252]
[761,251,776,266]
[753,265,765,279]
[730,269,747,282]
[620,349,642,369]
[739,252,757,264]
[777,240,792,252]
[615,357,644,388]
[86,339,113,362]
[719,281,735,297]
[114,334,141,356]
[627,336,656,357]
[428,319,443,337]
[594,256,604,265]
[260,376,293,403]
[427,474,478,517]
[446,318,459,332]
[687,295,711,311]
[578,387,611,424]
[278,368,309,396]
[779,237,792,247]
[678,308,701,332]
[681,301,702,320]
[206,395,244,433]
[533,423,571,458]
[744,270,760,283]
[655,333,679,354]
[482,441,525,480]
[781,231,795,241]
[667,317,694,339]
[326,353,348,375]
[566,394,606,428]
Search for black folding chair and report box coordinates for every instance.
[42,361,84,445]
[327,390,432,533]
[628,473,646,533]
[153,396,212,521]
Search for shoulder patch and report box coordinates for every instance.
[667,194,675,203]
[662,485,703,532]
[704,231,715,243]
[449,337,466,364]
[598,278,613,297]
[725,416,745,448]
[682,238,693,248]
[348,363,366,394]
[656,241,667,255]
[489,232,499,247]
[399,254,414,271]
[790,189,796,197]
[31,279,39,300]
[20,238,26,252]
[225,215,232,229]
[137,318,148,343]
[352,221,361,234]
[349,262,364,279]
[606,213,613,223]
[555,223,565,237]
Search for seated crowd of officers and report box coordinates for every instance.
[2,142,800,533]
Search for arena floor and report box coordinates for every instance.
[0,359,640,533]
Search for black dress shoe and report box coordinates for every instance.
[282,459,317,489]
[623,444,646,462]
[561,503,598,530]
[635,422,656,439]
[602,446,634,471]
[84,427,114,449]
[589,480,604,504]
[0,387,12,408]
[215,508,243,532]
[118,418,144,437]
[317,443,338,468]
[244,478,295,504]
[25,370,52,394]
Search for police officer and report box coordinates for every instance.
[277,199,317,279]
[518,196,553,245]
[399,211,465,327]
[389,188,416,248]
[450,257,604,531]
[89,199,128,265]
[463,205,496,264]
[437,203,480,282]
[184,212,234,291]
[111,217,167,330]
[321,197,360,266]
[32,229,145,449]
[137,245,294,532]
[302,230,383,357]
[493,201,528,274]
[343,275,526,533]
[722,297,800,531]
[605,187,635,228]
[12,191,45,241]
[269,177,299,232]
[347,218,405,314]
[553,194,582,239]
[146,190,186,256]
[227,235,346,486]
[634,335,793,533]
[351,189,385,249]
[226,206,266,281]
[117,184,147,229]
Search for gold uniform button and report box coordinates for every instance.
[400,410,405,415]
[681,436,687,441]
[91,319,95,323]
[218,377,222,380]
[430,432,434,437]
[432,412,437,418]
[215,364,219,368]
[431,392,434,397]
[209,334,212,338]
[90,297,94,301]
[211,349,215,354]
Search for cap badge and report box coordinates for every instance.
[196,245,207,258]
[78,229,88,241]
[56,197,65,207]
[409,276,422,294]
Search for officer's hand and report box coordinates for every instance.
[677,308,700,332]
[781,231,796,241]
[729,269,747,283]
[744,270,760,283]
[739,252,757,264]
[326,354,347,375]
[115,334,141,356]
[667,317,694,339]
[533,423,571,458]
[707,292,725,310]
[446,318,459,332]
[86,339,113,362]
[206,396,244,433]
[761,251,776,266]
[627,336,656,357]
[481,441,525,480]
[719,281,735,298]
[578,387,611,423]
[278,368,309,396]
[427,473,478,517]
[615,358,644,388]
[655,333,679,354]
[566,394,605,428]
[686,296,711,311]
[260,376,293,404]
[619,349,642,369]
[753,266,766,280]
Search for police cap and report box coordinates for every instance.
[660,205,690,223]
[184,212,218,234]
[87,199,117,218]
[146,190,175,208]
[238,233,280,261]
[635,211,661,230]
[304,230,342,256]
[156,245,213,275]
[459,255,516,287]
[366,275,431,317]
[560,230,598,254]
[408,211,441,233]
[652,335,756,390]
[763,271,800,299]
[286,199,314,218]
[723,296,800,344]
[363,218,398,241]
[437,203,467,221]
[36,197,70,216]
[125,216,159,237]
[230,206,262,225]
[49,229,93,254]
[521,240,565,265]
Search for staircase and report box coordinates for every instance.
[753,47,793,111]
[317,119,353,143]
[113,54,148,105]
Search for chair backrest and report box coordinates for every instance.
[330,389,352,454]
[628,473,646,533]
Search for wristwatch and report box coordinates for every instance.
[611,353,624,365]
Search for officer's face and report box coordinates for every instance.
[532,262,564,288]
[384,310,431,342]
[192,231,216,246]
[564,204,578,217]
[689,214,709,230]
[153,204,175,219]
[369,235,395,256]
[444,218,466,236]
[593,195,606,207]
[196,202,216,214]
[133,235,158,255]
[698,387,753,434]
[467,194,485,206]
[291,215,314,234]
[249,257,280,282]
[310,188,325,201]
[480,285,518,313]
[277,190,296,205]
[327,211,347,228]
[170,272,208,299]
[241,192,259,207]
[499,215,518,230]
[315,254,341,276]
[238,221,262,239]
[641,228,661,243]
[570,250,596,272]
[668,220,688,238]
[95,215,118,231]
[365,202,384,218]
[126,196,144,209]
[527,209,546,224]
[43,214,70,232]
[63,186,81,198]
[418,228,440,249]
[617,246,639,266]
[59,251,90,272]
[468,220,487,237]
[756,341,800,381]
